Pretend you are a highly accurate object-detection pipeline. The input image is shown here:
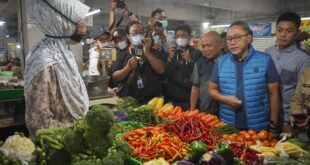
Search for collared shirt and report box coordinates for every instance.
[211,46,279,129]
[265,44,310,123]
[111,47,166,104]
[165,45,202,102]
[190,56,218,114]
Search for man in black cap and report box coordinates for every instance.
[112,28,128,51]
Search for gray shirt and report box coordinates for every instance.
[265,44,310,124]
[191,57,218,114]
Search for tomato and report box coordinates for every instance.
[258,130,269,141]
[244,133,252,141]
[248,129,257,135]
[251,134,259,141]
[239,131,247,135]
[263,140,271,147]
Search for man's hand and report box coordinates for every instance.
[224,96,242,109]
[282,124,293,133]
[110,0,117,10]
[297,31,310,43]
[154,27,165,36]
[142,38,152,54]
[147,18,156,32]
[167,47,176,62]
[182,50,192,62]
[127,57,138,70]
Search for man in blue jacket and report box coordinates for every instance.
[208,21,280,136]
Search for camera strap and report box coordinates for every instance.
[109,12,125,31]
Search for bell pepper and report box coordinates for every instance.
[234,157,246,165]
[215,141,234,165]
[185,141,209,163]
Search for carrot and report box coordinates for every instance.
[214,121,226,127]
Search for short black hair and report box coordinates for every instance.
[220,32,226,39]
[125,21,144,34]
[175,24,192,36]
[229,20,252,35]
[151,8,165,18]
[276,12,301,29]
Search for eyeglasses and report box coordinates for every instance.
[226,33,249,43]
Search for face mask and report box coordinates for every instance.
[131,34,144,47]
[116,40,128,50]
[70,32,84,43]
[176,38,188,47]
[159,20,168,29]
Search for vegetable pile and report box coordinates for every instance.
[34,105,132,165]
[163,115,222,150]
[122,126,188,163]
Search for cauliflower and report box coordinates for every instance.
[0,135,35,165]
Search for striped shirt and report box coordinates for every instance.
[265,44,310,124]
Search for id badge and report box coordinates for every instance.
[137,77,144,89]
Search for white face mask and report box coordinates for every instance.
[98,42,111,49]
[116,40,127,50]
[176,38,188,47]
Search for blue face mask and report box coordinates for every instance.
[159,20,168,29]
[131,34,144,47]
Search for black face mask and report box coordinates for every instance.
[42,0,84,42]
[70,32,84,43]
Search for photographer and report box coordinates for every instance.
[111,21,165,104]
[146,8,169,51]
[109,0,138,32]
[88,31,112,76]
[165,24,202,110]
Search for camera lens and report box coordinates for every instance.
[155,21,163,28]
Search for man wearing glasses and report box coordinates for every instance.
[111,21,165,104]
[209,21,280,135]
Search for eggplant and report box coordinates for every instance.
[199,151,227,165]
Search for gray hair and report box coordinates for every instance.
[229,20,252,35]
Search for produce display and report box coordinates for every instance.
[123,127,188,163]
[1,97,310,165]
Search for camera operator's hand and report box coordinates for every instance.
[147,18,156,32]
[126,57,138,70]
[167,47,176,62]
[142,38,152,54]
[182,50,192,62]
[110,0,117,10]
[154,27,165,37]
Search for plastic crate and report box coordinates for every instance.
[0,88,24,100]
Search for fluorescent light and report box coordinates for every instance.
[85,9,100,17]
[16,44,21,49]
[5,35,9,38]
[0,21,6,26]
[203,22,210,29]
[211,24,230,28]
[301,17,310,20]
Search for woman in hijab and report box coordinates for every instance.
[24,0,90,137]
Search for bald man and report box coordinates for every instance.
[190,31,223,114]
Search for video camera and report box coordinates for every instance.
[116,0,126,9]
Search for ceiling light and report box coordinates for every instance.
[81,41,85,45]
[301,17,310,20]
[211,24,230,28]
[5,35,9,38]
[0,21,6,26]
[203,22,210,29]
[16,44,21,49]
[85,9,101,17]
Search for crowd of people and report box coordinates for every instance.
[24,0,310,145]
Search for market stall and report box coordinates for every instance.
[1,97,309,165]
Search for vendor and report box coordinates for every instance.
[24,0,90,137]
[88,31,112,76]
[291,67,310,143]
